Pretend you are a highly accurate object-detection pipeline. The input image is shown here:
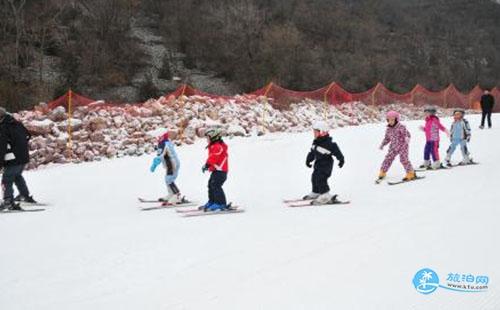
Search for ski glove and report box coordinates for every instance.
[338,159,344,168]
[306,151,314,168]
[202,163,210,173]
[150,156,162,172]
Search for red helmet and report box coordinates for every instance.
[158,131,169,143]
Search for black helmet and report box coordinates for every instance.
[424,106,437,114]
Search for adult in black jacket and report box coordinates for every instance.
[0,108,35,210]
[304,120,344,204]
[480,89,495,129]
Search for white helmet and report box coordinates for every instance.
[312,120,329,132]
[205,127,223,141]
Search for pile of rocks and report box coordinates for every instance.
[14,95,475,169]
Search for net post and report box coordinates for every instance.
[67,89,73,160]
[410,86,416,106]
[179,84,187,142]
[372,83,380,106]
[444,85,450,108]
[323,82,335,120]
[261,82,273,133]
[467,88,472,109]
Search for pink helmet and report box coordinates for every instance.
[386,110,400,121]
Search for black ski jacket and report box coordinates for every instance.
[480,94,495,112]
[306,135,344,173]
[0,114,31,167]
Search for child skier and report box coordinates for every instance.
[303,120,344,205]
[201,127,231,211]
[445,108,473,166]
[420,106,449,169]
[150,132,184,204]
[378,111,416,182]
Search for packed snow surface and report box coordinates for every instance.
[1,115,499,309]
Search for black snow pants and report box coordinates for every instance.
[481,111,492,128]
[311,169,331,195]
[208,171,227,205]
[2,164,30,202]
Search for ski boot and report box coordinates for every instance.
[458,160,467,166]
[158,190,175,203]
[198,201,211,211]
[376,170,387,183]
[204,202,228,212]
[179,196,190,204]
[311,193,333,205]
[164,193,183,205]
[402,171,417,182]
[14,195,37,204]
[431,160,444,170]
[302,192,320,200]
[459,156,473,166]
[444,154,452,167]
[221,203,234,211]
[419,160,431,170]
[328,194,343,204]
[0,199,22,211]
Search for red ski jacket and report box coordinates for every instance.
[206,141,228,172]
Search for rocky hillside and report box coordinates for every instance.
[1,0,499,111]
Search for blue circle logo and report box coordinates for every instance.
[413,268,439,294]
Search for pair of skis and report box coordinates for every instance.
[375,176,426,185]
[376,161,479,186]
[1,201,48,213]
[447,161,479,168]
[283,195,350,208]
[138,198,244,217]
[415,164,450,172]
[415,161,479,172]
[175,204,244,217]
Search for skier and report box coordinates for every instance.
[445,108,472,166]
[201,127,230,211]
[0,107,36,210]
[419,106,449,169]
[378,111,416,182]
[480,89,495,129]
[150,131,184,204]
[303,120,344,205]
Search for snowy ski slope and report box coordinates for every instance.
[1,115,499,309]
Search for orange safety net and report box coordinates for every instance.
[175,84,233,100]
[47,83,500,113]
[47,91,95,110]
[251,83,333,108]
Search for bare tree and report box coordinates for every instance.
[5,0,26,73]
